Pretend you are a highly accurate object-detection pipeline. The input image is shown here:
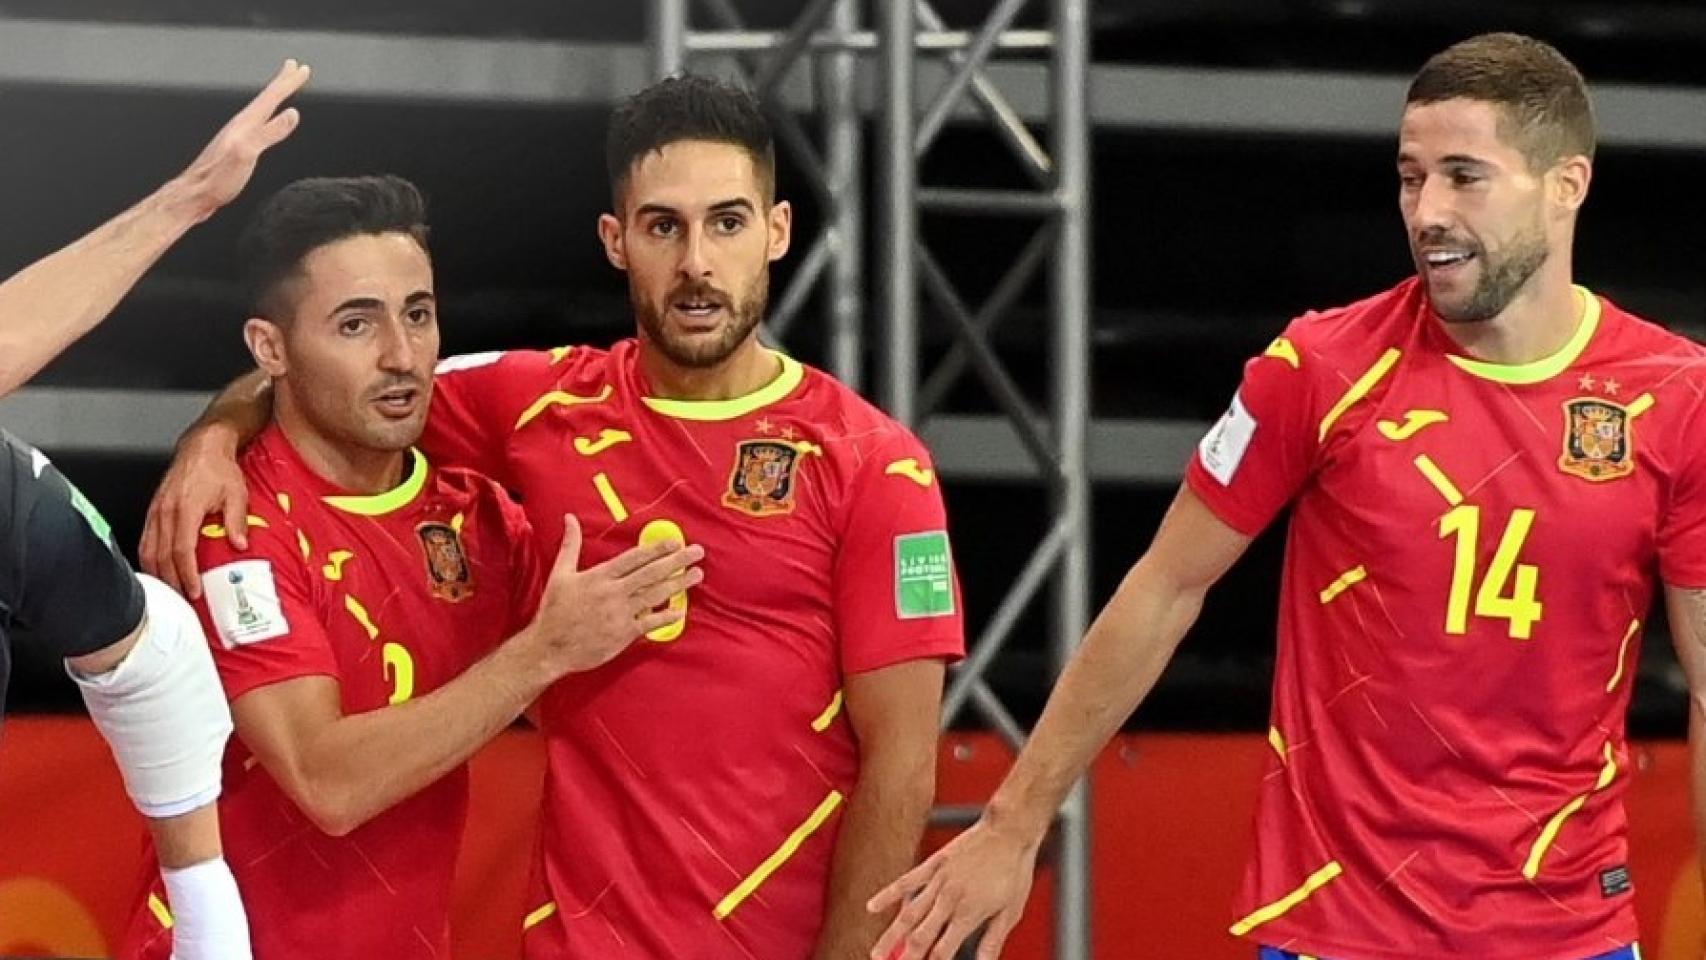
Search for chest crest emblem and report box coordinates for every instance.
[1559,397,1634,482]
[416,521,474,602]
[723,439,804,517]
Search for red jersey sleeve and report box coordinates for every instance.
[832,431,967,676]
[191,507,335,703]
[1658,388,1706,588]
[1184,326,1322,537]
[424,349,555,483]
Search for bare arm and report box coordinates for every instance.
[1665,584,1706,906]
[813,660,946,960]
[869,486,1254,960]
[0,62,308,399]
[141,368,272,596]
[233,518,703,837]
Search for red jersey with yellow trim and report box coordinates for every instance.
[117,425,544,960]
[1186,278,1706,959]
[424,338,965,959]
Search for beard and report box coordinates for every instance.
[633,271,768,369]
[1419,223,1550,324]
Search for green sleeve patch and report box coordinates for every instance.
[895,530,955,619]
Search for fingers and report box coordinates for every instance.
[225,483,252,551]
[172,505,205,600]
[869,859,935,916]
[138,500,165,580]
[618,541,705,591]
[633,607,688,636]
[869,864,939,960]
[242,59,312,124]
[553,514,583,572]
[257,107,301,150]
[973,907,1021,960]
[931,913,982,960]
[895,878,957,960]
[631,567,703,613]
[597,535,686,579]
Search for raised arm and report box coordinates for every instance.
[0,61,308,398]
[868,486,1253,960]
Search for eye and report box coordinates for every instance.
[406,306,434,326]
[1452,171,1483,186]
[648,217,679,238]
[1398,173,1422,190]
[339,316,370,336]
[714,214,745,234]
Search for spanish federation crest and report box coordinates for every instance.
[1559,397,1634,482]
[723,439,803,517]
[416,521,473,602]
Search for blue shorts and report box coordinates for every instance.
[1259,946,1639,960]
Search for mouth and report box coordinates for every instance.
[667,289,730,330]
[1421,248,1476,279]
[371,386,421,418]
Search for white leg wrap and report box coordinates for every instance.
[69,574,233,819]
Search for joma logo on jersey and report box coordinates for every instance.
[723,439,802,517]
[416,521,473,602]
[1559,398,1634,482]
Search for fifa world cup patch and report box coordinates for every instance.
[722,439,804,517]
[1559,397,1634,482]
[202,560,289,648]
[417,521,473,602]
[895,531,956,619]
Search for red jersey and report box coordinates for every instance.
[119,425,543,960]
[425,339,965,959]
[1186,279,1706,959]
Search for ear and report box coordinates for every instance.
[243,318,289,378]
[1551,155,1592,216]
[766,200,793,263]
[598,213,628,271]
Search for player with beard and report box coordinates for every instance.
[142,75,965,959]
[869,32,1706,960]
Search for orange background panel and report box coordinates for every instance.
[0,718,1695,958]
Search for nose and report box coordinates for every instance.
[376,318,415,373]
[1412,174,1456,236]
[677,223,712,280]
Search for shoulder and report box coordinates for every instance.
[436,344,615,391]
[798,365,932,466]
[1273,278,1424,373]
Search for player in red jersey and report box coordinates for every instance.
[144,75,963,959]
[119,176,702,960]
[870,33,1705,960]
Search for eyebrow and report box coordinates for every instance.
[634,197,757,218]
[1396,151,1492,167]
[326,291,434,319]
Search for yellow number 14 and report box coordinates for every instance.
[1439,505,1543,640]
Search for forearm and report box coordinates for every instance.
[148,803,224,870]
[814,758,935,960]
[185,368,273,454]
[291,632,549,834]
[1692,697,1706,899]
[0,182,205,397]
[985,559,1205,842]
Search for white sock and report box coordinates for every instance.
[163,858,252,960]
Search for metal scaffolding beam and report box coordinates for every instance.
[647,1,1094,955]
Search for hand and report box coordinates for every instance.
[164,59,311,223]
[866,817,1042,960]
[141,426,250,599]
[528,515,705,675]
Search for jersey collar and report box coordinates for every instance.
[321,447,430,516]
[640,350,804,422]
[1442,285,1601,385]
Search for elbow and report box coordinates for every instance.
[281,776,370,838]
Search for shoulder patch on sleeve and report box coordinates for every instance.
[884,458,936,487]
[435,351,505,375]
[895,530,956,619]
[200,560,290,648]
[1199,392,1259,486]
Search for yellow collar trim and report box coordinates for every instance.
[322,448,428,516]
[1445,286,1601,385]
[641,351,803,421]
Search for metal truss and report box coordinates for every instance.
[649,2,1092,956]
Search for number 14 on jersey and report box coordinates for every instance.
[1439,504,1544,640]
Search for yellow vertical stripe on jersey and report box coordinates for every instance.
[1262,337,1300,369]
[1318,349,1402,442]
[1523,742,1618,879]
[200,515,271,539]
[1228,860,1343,936]
[811,690,844,732]
[715,790,846,919]
[148,892,174,929]
[1412,455,1463,506]
[594,473,629,522]
[1376,410,1449,441]
[297,529,312,562]
[1606,619,1641,693]
[574,429,634,456]
[523,901,558,930]
[322,550,355,581]
[514,385,614,430]
[1626,393,1655,419]
[1318,566,1367,604]
[1268,726,1287,765]
[344,595,380,640]
[276,492,292,514]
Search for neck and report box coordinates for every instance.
[273,389,407,495]
[1435,256,1580,365]
[638,335,780,401]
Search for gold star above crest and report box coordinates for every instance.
[1578,373,1596,391]
[780,425,797,441]
[754,417,774,435]
[1603,378,1621,396]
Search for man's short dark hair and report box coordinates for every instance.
[605,73,776,206]
[1406,32,1596,169]
[239,175,430,321]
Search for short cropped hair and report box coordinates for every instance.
[1406,32,1595,168]
[605,73,776,205]
[238,175,430,321]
